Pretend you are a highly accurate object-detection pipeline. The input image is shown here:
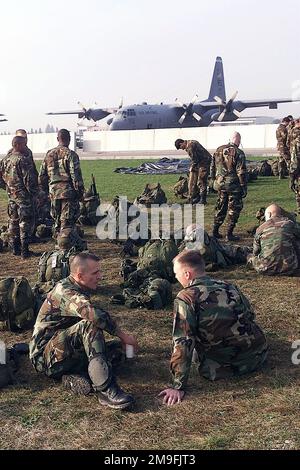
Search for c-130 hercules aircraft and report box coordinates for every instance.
[47,57,298,130]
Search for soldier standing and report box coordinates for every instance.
[0,136,38,258]
[15,129,41,241]
[175,139,211,204]
[286,116,295,154]
[159,250,268,406]
[290,119,300,214]
[30,252,137,410]
[39,129,84,238]
[276,117,291,178]
[210,132,247,241]
[15,129,38,175]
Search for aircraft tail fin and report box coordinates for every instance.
[208,56,226,101]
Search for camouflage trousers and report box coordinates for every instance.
[293,178,300,214]
[247,253,298,276]
[51,198,80,236]
[36,320,123,382]
[7,200,34,244]
[188,166,209,199]
[195,325,268,381]
[278,150,290,177]
[214,190,243,227]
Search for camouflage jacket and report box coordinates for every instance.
[252,217,300,275]
[29,276,118,370]
[185,140,211,171]
[210,143,247,189]
[286,123,295,150]
[7,146,38,179]
[0,151,38,204]
[39,145,84,200]
[290,129,300,175]
[170,276,266,389]
[276,124,289,152]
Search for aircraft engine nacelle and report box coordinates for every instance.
[88,109,111,122]
[211,112,239,122]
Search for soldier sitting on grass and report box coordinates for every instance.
[30,252,138,410]
[159,250,268,406]
[247,203,300,275]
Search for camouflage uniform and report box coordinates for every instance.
[35,188,52,226]
[30,276,120,385]
[286,121,295,153]
[39,145,84,236]
[170,276,268,389]
[248,217,300,275]
[185,140,211,203]
[290,127,300,214]
[179,230,251,270]
[276,123,290,177]
[210,143,247,232]
[0,150,38,246]
[7,146,39,238]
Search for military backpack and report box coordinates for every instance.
[134,183,167,207]
[173,176,188,199]
[37,247,78,283]
[0,277,35,331]
[137,239,179,281]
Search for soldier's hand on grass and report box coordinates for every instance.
[158,388,185,406]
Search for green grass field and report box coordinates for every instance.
[0,159,299,450]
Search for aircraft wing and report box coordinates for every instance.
[46,110,85,116]
[238,98,299,109]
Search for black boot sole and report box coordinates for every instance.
[97,396,134,410]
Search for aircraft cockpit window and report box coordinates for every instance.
[127,109,136,117]
[122,111,127,118]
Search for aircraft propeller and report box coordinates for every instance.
[176,94,202,125]
[77,101,91,121]
[213,91,241,121]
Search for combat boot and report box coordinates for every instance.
[21,242,35,259]
[97,379,134,410]
[199,194,207,205]
[11,240,21,256]
[189,195,200,205]
[212,224,223,239]
[226,225,240,242]
[62,374,93,396]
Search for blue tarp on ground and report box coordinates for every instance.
[114,157,190,175]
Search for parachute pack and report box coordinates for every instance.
[134,183,167,207]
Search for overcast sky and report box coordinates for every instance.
[0,0,299,132]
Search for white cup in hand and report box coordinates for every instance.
[126,344,134,359]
